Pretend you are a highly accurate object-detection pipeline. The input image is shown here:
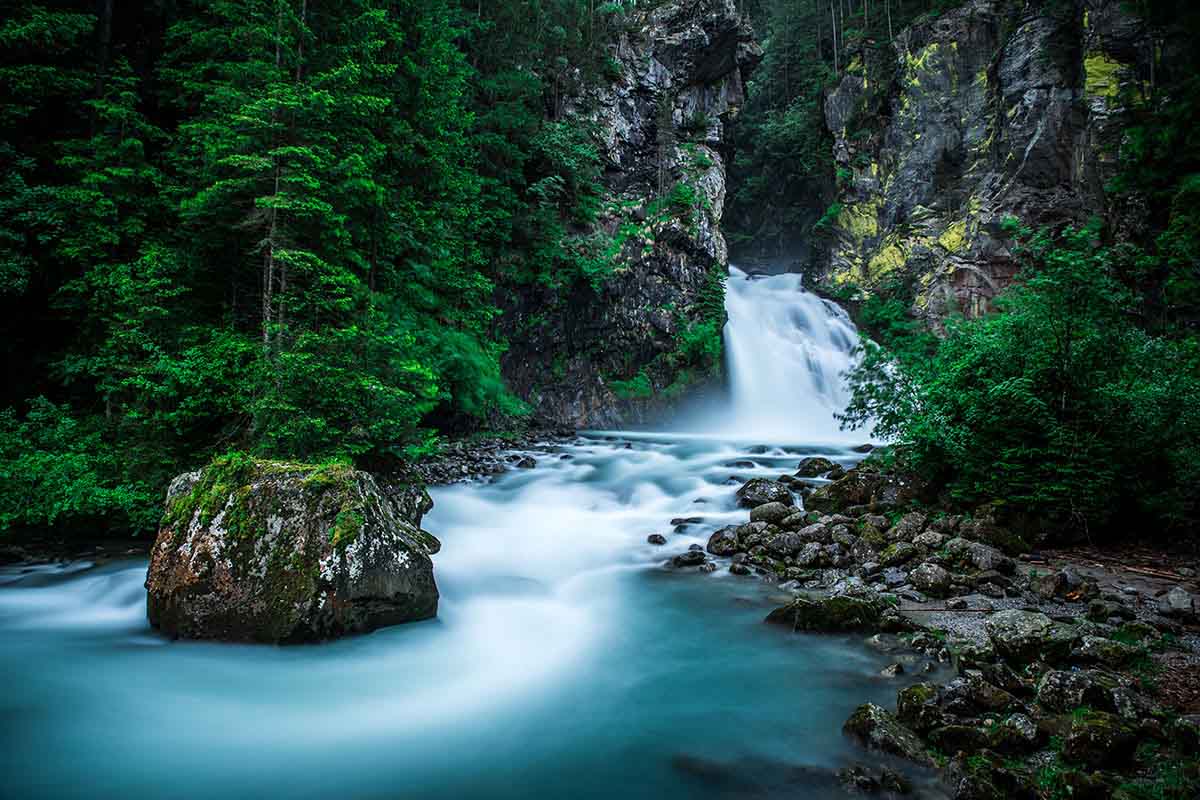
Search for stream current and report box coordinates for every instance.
[0,267,899,800]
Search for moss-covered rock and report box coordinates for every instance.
[843,702,934,766]
[146,454,440,643]
[763,594,884,632]
[1063,711,1138,770]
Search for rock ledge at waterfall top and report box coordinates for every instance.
[145,455,440,643]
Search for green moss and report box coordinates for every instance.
[162,451,258,534]
[329,509,365,550]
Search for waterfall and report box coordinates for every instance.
[718,265,862,442]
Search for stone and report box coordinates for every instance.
[1159,585,1196,619]
[698,562,717,573]
[146,458,440,643]
[1070,635,1142,668]
[705,526,739,556]
[985,609,1077,664]
[910,562,953,597]
[896,682,943,734]
[1063,711,1138,770]
[795,542,827,567]
[750,501,793,524]
[879,542,918,567]
[1036,670,1113,713]
[764,595,884,632]
[880,663,905,678]
[672,550,707,567]
[648,533,668,545]
[514,456,536,469]
[888,512,927,542]
[843,704,933,766]
[913,531,946,550]
[729,563,751,576]
[795,457,838,477]
[735,478,793,508]
[945,538,1015,574]
[987,714,1042,754]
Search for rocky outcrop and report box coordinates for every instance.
[500,0,761,427]
[818,0,1156,321]
[145,455,440,643]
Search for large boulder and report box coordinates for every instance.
[706,526,741,556]
[146,455,440,643]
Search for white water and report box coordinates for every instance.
[720,266,861,442]
[0,266,909,800]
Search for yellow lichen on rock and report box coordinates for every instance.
[938,221,969,253]
[867,241,907,279]
[837,201,880,240]
[1084,52,1124,98]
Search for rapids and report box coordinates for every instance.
[0,267,902,800]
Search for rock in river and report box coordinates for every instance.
[145,454,441,643]
[735,478,793,508]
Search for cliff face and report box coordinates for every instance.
[500,0,761,428]
[819,0,1154,320]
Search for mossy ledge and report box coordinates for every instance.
[147,454,440,644]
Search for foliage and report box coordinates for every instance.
[0,0,636,536]
[841,222,1200,536]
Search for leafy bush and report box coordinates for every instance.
[841,221,1200,537]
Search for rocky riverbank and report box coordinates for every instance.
[658,457,1200,799]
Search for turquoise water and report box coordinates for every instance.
[0,434,921,800]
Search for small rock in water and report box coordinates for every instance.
[672,551,706,568]
[730,563,751,576]
[699,562,717,573]
[647,534,667,546]
[670,517,703,526]
[880,663,905,678]
[514,456,536,469]
[687,544,703,552]
[947,597,969,610]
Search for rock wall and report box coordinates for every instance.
[819,0,1155,321]
[500,0,761,428]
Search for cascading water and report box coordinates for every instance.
[0,265,907,800]
[719,266,861,441]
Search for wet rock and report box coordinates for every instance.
[880,663,905,678]
[795,457,839,477]
[843,703,933,766]
[795,542,827,567]
[698,562,717,573]
[764,595,884,632]
[705,526,740,556]
[897,682,943,734]
[648,533,668,545]
[985,610,1077,664]
[910,562,953,597]
[1063,711,1137,770]
[881,567,908,589]
[729,563,751,576]
[672,550,707,567]
[750,501,794,524]
[805,466,922,514]
[514,456,537,469]
[943,751,1038,800]
[146,459,440,643]
[735,478,794,508]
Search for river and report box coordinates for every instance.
[0,267,901,800]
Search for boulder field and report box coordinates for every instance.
[661,457,1200,799]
